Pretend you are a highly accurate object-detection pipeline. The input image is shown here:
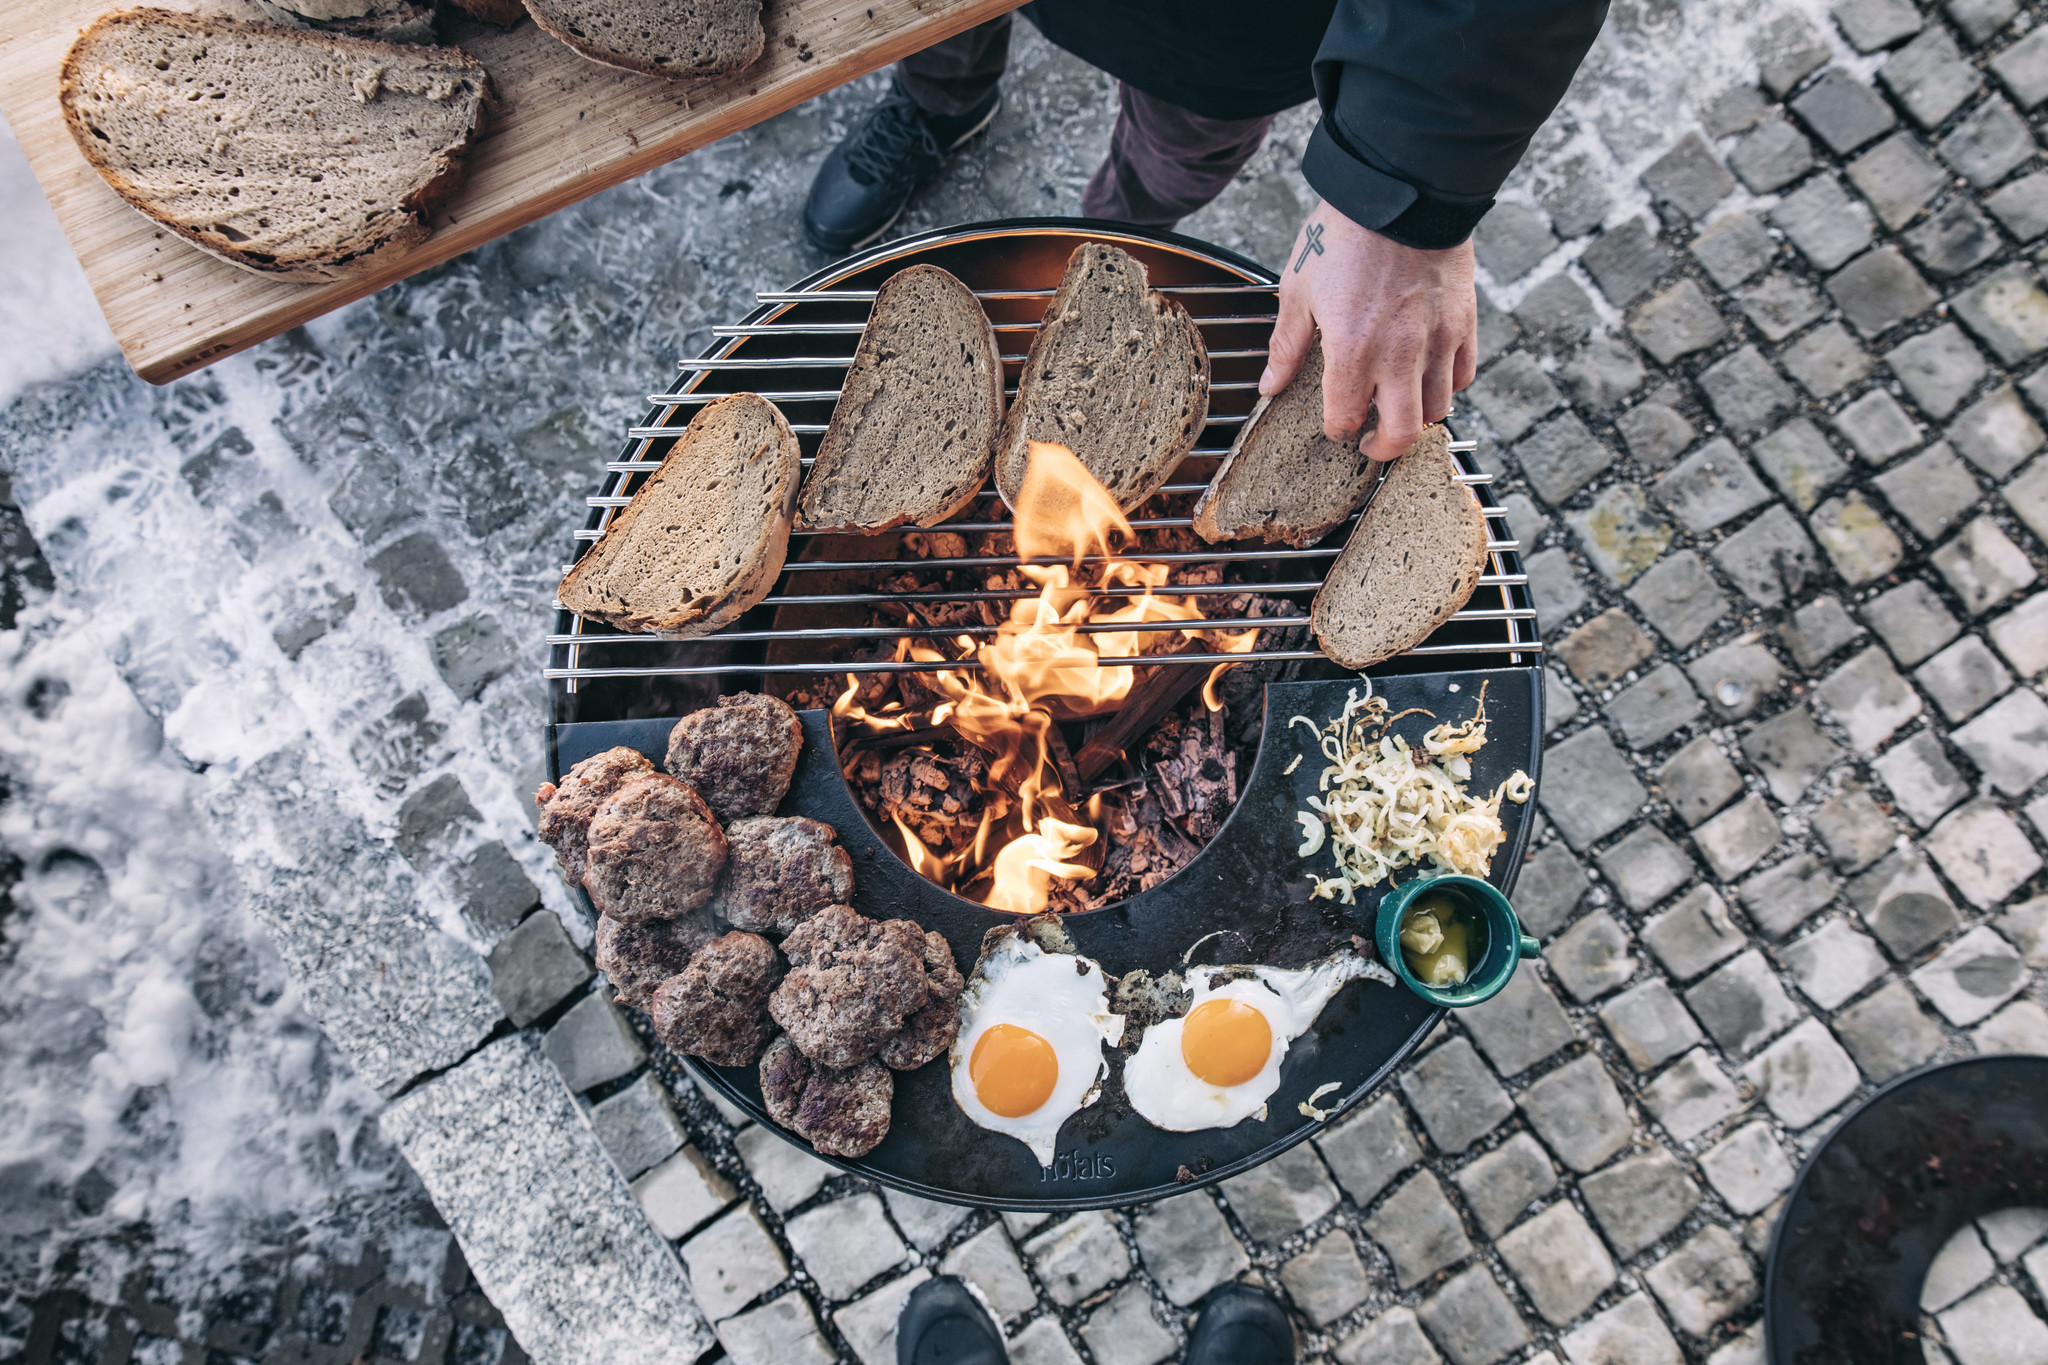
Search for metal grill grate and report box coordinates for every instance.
[546,225,1539,699]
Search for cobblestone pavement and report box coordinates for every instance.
[7,0,2048,1361]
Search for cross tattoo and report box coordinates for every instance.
[1293,222,1326,273]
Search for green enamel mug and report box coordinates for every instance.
[1374,873,1540,1007]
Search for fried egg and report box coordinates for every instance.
[949,933,1125,1165]
[1124,951,1390,1132]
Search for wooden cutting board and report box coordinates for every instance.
[0,0,1024,384]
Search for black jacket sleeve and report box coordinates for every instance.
[1303,0,1610,249]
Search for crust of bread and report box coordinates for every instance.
[521,0,764,78]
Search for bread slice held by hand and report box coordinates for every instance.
[1192,333,1386,548]
[59,9,493,282]
[1310,427,1488,670]
[558,392,801,637]
[797,265,1002,534]
[995,243,1208,512]
[522,0,764,78]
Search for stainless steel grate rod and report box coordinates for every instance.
[676,349,1272,370]
[645,380,1269,404]
[579,500,1512,523]
[753,283,1281,303]
[713,314,1277,337]
[549,572,1532,609]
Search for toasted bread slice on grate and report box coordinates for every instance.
[797,265,1003,534]
[59,9,492,283]
[1192,333,1404,548]
[522,0,764,79]
[994,242,1209,512]
[558,392,802,637]
[1309,427,1487,670]
[247,0,438,44]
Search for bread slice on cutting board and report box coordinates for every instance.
[58,9,493,283]
[522,0,764,78]
[1192,332,1392,548]
[1310,427,1488,670]
[247,0,437,44]
[558,392,802,637]
[995,242,1209,512]
[797,265,1003,534]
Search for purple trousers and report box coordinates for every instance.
[895,14,1276,228]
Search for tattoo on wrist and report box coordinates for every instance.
[1292,222,1325,274]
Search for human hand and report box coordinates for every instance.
[1260,201,1479,461]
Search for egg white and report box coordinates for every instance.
[1124,950,1389,1133]
[948,935,1125,1166]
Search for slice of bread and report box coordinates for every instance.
[797,265,1002,534]
[559,392,801,637]
[1309,427,1488,670]
[994,243,1209,512]
[249,0,437,44]
[1192,333,1388,548]
[522,0,763,79]
[59,9,492,283]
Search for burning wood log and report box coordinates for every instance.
[1073,640,1211,781]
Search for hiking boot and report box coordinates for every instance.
[895,1275,1007,1365]
[1185,1282,1295,1365]
[803,82,1002,253]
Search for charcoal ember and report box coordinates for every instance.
[595,912,717,1009]
[878,931,964,1071]
[1086,788,1204,906]
[535,746,656,885]
[771,904,931,1068]
[650,930,782,1067]
[664,692,804,822]
[872,748,992,848]
[708,815,855,937]
[583,773,728,924]
[902,530,969,558]
[1144,706,1238,841]
[758,1035,894,1158]
[975,530,1016,558]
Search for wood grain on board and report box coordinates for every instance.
[0,0,1025,384]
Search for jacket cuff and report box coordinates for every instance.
[1301,119,1495,251]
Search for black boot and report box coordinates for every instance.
[895,1275,1008,1365]
[1184,1282,1295,1365]
[803,81,1003,254]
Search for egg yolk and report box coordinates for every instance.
[1180,997,1273,1088]
[970,1023,1059,1117]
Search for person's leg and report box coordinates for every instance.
[1081,83,1277,228]
[803,17,1013,252]
[894,1275,1008,1365]
[1184,1282,1295,1365]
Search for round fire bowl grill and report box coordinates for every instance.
[544,220,1545,1209]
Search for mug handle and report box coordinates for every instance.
[1518,935,1541,958]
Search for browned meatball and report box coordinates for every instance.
[595,913,718,1010]
[665,692,804,822]
[879,931,965,1071]
[770,905,929,1068]
[708,816,855,936]
[535,746,656,885]
[758,1035,894,1158]
[583,774,728,925]
[650,931,782,1067]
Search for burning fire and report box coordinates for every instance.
[835,442,1258,915]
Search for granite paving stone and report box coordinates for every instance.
[1629,551,1731,648]
[1875,442,1985,540]
[1849,131,1951,227]
[1455,1132,1559,1239]
[1315,1093,1423,1209]
[2003,452,2048,540]
[1515,842,1593,937]
[942,1225,1040,1322]
[1476,289,1526,366]
[1642,1049,1748,1142]
[1906,198,2004,278]
[1131,1194,1248,1307]
[1779,916,1891,1009]
[1467,351,1566,442]
[1890,323,1991,417]
[1937,514,2041,613]
[1760,12,1832,95]
[1219,1144,1342,1242]
[1600,978,1707,1072]
[1657,737,1747,827]
[1569,484,1676,586]
[1815,645,1924,751]
[1006,1317,1084,1365]
[1536,152,1615,239]
[1988,171,2048,239]
[734,1124,833,1213]
[1753,418,1851,512]
[1863,579,1964,664]
[1835,0,1924,49]
[1690,639,1787,721]
[1833,387,1927,463]
[1560,334,1646,409]
[1880,27,1984,128]
[588,1074,687,1183]
[1458,968,1578,1077]
[1979,1206,2048,1261]
[1546,910,1641,1001]
[1695,794,1784,882]
[1730,117,1820,195]
[883,1188,973,1252]
[1784,322,1876,399]
[1519,275,1600,351]
[1700,1121,1799,1214]
[718,1294,835,1365]
[1416,1267,1532,1365]
[1079,1284,1176,1365]
[1364,1171,1475,1287]
[457,842,543,939]
[1782,593,1866,669]
[1849,848,1965,955]
[1941,1285,2048,1365]
[1742,1017,1863,1127]
[1950,685,2048,791]
[1773,175,1878,273]
[1993,25,2048,106]
[1740,275,1827,347]
[1691,212,1779,288]
[1976,998,2048,1053]
[1336,1306,1446,1365]
[1539,727,1649,848]
[1025,1212,1130,1305]
[1475,203,1560,283]
[631,1146,734,1241]
[1644,1226,1758,1337]
[1518,1054,1634,1173]
[1618,399,1698,469]
[1699,345,1799,433]
[1581,1149,1703,1258]
[1794,69,1901,154]
[1703,85,1771,137]
[1951,263,2048,363]
[835,1270,931,1365]
[1516,412,1613,506]
[1811,490,1908,583]
[1740,705,1844,803]
[1712,504,1823,606]
[1950,384,2046,477]
[1737,852,1842,939]
[1629,280,1732,365]
[1280,1231,1372,1325]
[1656,440,1776,532]
[1912,924,2030,1023]
[1644,886,1750,980]
[1642,133,1739,219]
[1581,218,1675,307]
[1989,590,2048,674]
[1560,1293,1684,1365]
[1917,634,2013,719]
[1527,547,1590,628]
[1401,1037,1517,1151]
[785,1195,908,1301]
[1498,1203,1618,1326]
[1833,979,1947,1079]
[486,909,589,1030]
[1950,0,2021,43]
[543,990,645,1094]
[1601,823,1697,914]
[1828,246,1940,336]
[1686,950,1806,1054]
[1999,893,2048,965]
[679,1205,793,1323]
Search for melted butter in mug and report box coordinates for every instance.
[1400,893,1486,987]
